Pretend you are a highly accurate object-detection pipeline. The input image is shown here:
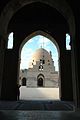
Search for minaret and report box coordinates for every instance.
[39,36,44,71]
[50,51,55,71]
[50,51,52,57]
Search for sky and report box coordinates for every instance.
[20,35,58,71]
[8,33,71,71]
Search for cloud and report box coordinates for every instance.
[20,35,59,71]
[54,61,59,71]
[20,48,34,69]
[38,36,50,48]
[21,48,33,58]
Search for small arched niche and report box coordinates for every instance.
[37,74,45,87]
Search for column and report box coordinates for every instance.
[0,34,7,99]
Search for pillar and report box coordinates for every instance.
[71,12,80,110]
[59,33,73,101]
[0,34,7,100]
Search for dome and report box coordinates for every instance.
[29,48,53,68]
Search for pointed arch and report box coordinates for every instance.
[37,74,45,87]
[0,0,75,37]
[19,30,60,60]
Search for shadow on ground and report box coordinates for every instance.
[0,100,74,111]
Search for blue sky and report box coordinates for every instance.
[8,33,71,71]
[20,35,59,71]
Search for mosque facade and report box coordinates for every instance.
[19,48,59,87]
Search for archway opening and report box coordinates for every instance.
[19,32,60,100]
[37,74,44,87]
[22,77,26,86]
[37,78,43,87]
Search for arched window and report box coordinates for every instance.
[7,32,13,49]
[39,65,43,71]
[66,33,71,50]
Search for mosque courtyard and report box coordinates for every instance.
[20,86,59,100]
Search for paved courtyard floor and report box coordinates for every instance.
[1,110,80,120]
[0,110,80,120]
[20,86,59,100]
[0,87,78,120]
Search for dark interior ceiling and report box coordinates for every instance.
[9,2,66,22]
[0,0,79,38]
[0,0,10,15]
[0,0,80,14]
[7,2,69,35]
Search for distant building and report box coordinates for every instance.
[19,48,59,87]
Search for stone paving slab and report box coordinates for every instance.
[0,110,80,120]
[0,100,74,111]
